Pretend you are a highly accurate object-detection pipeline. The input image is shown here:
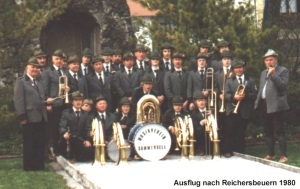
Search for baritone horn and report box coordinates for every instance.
[58,75,69,103]
[233,84,246,114]
[91,118,106,165]
[173,115,195,160]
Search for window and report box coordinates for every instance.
[280,0,298,13]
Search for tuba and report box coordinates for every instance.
[58,75,69,103]
[107,123,131,165]
[136,94,160,123]
[91,118,106,165]
[173,115,195,160]
[233,84,246,114]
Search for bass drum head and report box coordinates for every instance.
[107,140,131,162]
[128,123,143,143]
[132,123,171,161]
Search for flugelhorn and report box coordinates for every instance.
[58,75,69,103]
[233,84,246,114]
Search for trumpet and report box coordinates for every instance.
[233,84,246,114]
[58,75,69,103]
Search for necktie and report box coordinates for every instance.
[165,62,170,71]
[175,113,180,117]
[238,77,243,84]
[154,69,158,79]
[177,71,182,80]
[106,65,109,74]
[84,68,87,76]
[200,70,204,79]
[33,78,37,86]
[57,68,62,76]
[128,69,131,78]
[73,73,78,83]
[75,111,80,122]
[99,73,103,86]
[139,61,144,71]
[121,114,127,125]
[226,68,230,77]
[101,113,105,124]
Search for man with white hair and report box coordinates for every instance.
[254,49,289,163]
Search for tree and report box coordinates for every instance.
[133,0,277,76]
[0,0,70,72]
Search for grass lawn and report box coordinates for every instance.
[0,158,69,189]
[246,143,300,167]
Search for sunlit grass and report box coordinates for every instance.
[246,143,300,167]
[0,158,68,189]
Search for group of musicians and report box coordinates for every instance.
[13,40,289,171]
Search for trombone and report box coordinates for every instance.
[58,75,69,103]
[205,68,215,108]
[233,84,246,114]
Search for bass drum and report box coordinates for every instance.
[128,123,171,161]
[107,140,131,162]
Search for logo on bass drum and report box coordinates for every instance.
[133,124,171,161]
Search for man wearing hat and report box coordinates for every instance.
[190,91,208,156]
[65,53,88,98]
[101,47,113,74]
[86,56,113,111]
[211,40,231,72]
[254,49,289,163]
[34,49,47,69]
[159,42,174,71]
[187,52,210,111]
[14,57,51,170]
[114,52,143,103]
[224,59,257,157]
[188,39,212,71]
[43,49,69,155]
[162,96,190,153]
[93,96,116,142]
[114,97,136,139]
[59,91,93,163]
[78,48,93,77]
[134,44,150,71]
[111,49,123,71]
[145,51,167,113]
[131,75,160,113]
[214,50,234,152]
[164,52,189,109]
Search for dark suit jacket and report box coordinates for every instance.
[254,66,289,113]
[93,112,116,142]
[131,87,159,112]
[133,60,150,72]
[162,109,189,130]
[66,71,88,98]
[78,64,93,77]
[43,66,67,107]
[114,111,136,139]
[113,68,143,98]
[59,109,91,140]
[211,59,223,72]
[187,70,207,102]
[159,59,173,71]
[144,68,165,96]
[14,75,48,123]
[190,108,206,136]
[86,72,112,102]
[164,69,189,102]
[225,75,257,119]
